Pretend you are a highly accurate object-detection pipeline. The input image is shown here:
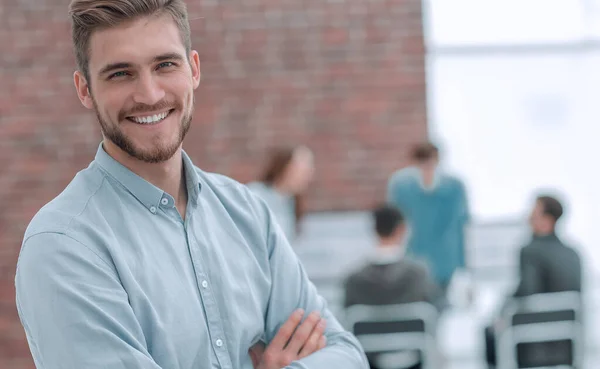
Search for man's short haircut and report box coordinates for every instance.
[68,0,192,84]
[537,195,564,223]
[373,205,404,238]
[411,142,439,162]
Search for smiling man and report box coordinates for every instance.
[14,1,368,369]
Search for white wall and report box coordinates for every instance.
[424,0,599,273]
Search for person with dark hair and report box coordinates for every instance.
[14,1,368,368]
[411,142,439,163]
[248,146,315,242]
[484,194,582,368]
[344,204,445,309]
[387,142,470,290]
[344,205,446,369]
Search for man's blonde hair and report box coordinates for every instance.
[68,0,191,84]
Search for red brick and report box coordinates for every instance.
[323,28,349,45]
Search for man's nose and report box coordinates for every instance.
[132,72,165,106]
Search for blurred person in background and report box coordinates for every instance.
[14,1,368,368]
[344,204,447,369]
[344,204,447,311]
[248,146,315,242]
[386,142,470,291]
[484,194,582,369]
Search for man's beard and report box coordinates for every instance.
[93,98,193,163]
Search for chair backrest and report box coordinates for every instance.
[497,291,583,369]
[509,291,582,313]
[345,302,438,335]
[345,303,438,369]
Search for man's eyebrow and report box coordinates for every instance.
[153,52,185,63]
[98,62,132,76]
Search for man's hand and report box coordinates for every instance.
[251,309,327,369]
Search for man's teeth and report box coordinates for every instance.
[131,111,169,124]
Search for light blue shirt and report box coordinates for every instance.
[15,144,367,369]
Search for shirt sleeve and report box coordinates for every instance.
[386,171,403,206]
[513,246,542,297]
[456,180,471,269]
[386,170,413,214]
[259,204,369,369]
[457,180,471,224]
[417,265,449,312]
[15,232,163,369]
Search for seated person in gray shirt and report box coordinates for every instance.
[484,195,582,369]
[344,204,446,310]
[344,205,446,369]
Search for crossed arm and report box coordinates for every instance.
[257,198,369,369]
[16,205,367,369]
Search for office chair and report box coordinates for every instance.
[496,291,583,369]
[345,302,439,369]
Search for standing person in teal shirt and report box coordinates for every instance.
[387,142,470,289]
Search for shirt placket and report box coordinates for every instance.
[185,221,233,369]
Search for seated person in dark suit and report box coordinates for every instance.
[485,195,582,369]
[344,205,447,369]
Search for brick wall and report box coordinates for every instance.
[0,0,427,366]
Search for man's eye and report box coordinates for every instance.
[109,71,129,79]
[157,62,175,69]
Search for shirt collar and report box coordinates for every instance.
[370,245,405,265]
[182,149,202,205]
[416,168,441,192]
[94,143,202,213]
[533,231,559,242]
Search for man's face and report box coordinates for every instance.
[282,149,315,194]
[74,13,201,163]
[529,200,550,234]
[416,156,439,172]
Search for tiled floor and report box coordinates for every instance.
[295,211,598,369]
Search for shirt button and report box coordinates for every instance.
[149,206,157,214]
[161,198,169,206]
[201,280,208,288]
[215,339,223,347]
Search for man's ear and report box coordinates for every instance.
[74,71,94,109]
[189,50,201,89]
